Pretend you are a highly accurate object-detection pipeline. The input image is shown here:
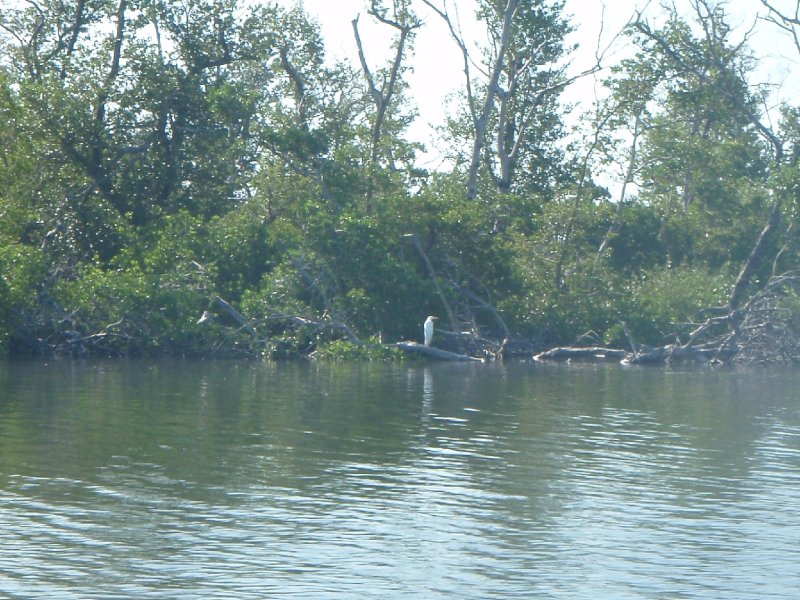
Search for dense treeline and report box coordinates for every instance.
[1,0,799,362]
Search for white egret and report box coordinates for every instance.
[424,315,437,346]
[197,310,213,324]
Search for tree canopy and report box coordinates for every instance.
[1,0,799,363]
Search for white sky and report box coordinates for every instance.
[274,0,800,170]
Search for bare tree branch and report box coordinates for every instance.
[633,13,783,162]
[420,0,479,121]
[352,2,420,203]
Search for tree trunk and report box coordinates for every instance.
[465,0,518,199]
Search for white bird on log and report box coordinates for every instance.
[424,315,438,346]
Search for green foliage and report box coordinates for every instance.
[606,203,666,272]
[49,265,225,356]
[311,338,404,361]
[613,266,732,346]
[0,0,797,359]
[777,290,800,334]
[608,6,771,266]
[0,244,47,352]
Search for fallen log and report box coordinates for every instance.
[534,346,627,361]
[395,342,485,362]
[213,296,259,337]
[535,343,738,365]
[622,344,737,364]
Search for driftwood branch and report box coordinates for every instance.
[459,286,509,354]
[536,271,800,366]
[213,296,258,337]
[396,341,484,362]
[534,344,734,365]
[404,233,459,334]
[534,346,626,361]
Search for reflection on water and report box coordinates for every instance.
[1,360,799,598]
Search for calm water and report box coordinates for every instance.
[0,359,799,599]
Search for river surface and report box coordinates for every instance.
[0,359,799,598]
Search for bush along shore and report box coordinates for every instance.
[2,1,800,365]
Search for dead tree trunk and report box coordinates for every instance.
[421,0,518,200]
[352,3,420,204]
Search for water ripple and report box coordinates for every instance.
[1,361,800,598]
